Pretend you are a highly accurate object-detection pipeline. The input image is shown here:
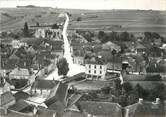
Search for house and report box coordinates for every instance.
[102,41,121,52]
[76,101,123,117]
[31,80,59,98]
[11,40,28,49]
[85,56,107,80]
[44,82,68,114]
[35,28,62,40]
[135,43,146,54]
[0,78,11,94]
[153,38,162,47]
[0,91,16,115]
[9,67,30,80]
[160,43,166,54]
[73,56,84,65]
[51,49,64,59]
[8,99,37,117]
[125,98,165,117]
[1,57,19,76]
[8,99,32,113]
[26,46,36,55]
[123,73,165,90]
[35,28,45,38]
[8,99,57,117]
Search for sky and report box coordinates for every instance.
[0,0,166,10]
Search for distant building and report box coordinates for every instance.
[11,40,28,49]
[31,80,59,98]
[73,56,84,65]
[135,43,146,54]
[9,67,30,80]
[35,28,62,40]
[85,56,107,80]
[102,41,121,52]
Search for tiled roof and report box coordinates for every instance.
[63,111,86,117]
[32,80,59,90]
[125,101,165,117]
[14,91,29,101]
[1,58,18,70]
[37,107,56,117]
[136,43,146,49]
[102,41,121,51]
[45,82,68,108]
[67,94,83,108]
[77,101,122,117]
[0,91,15,107]
[8,99,30,112]
[9,68,30,77]
[85,56,106,65]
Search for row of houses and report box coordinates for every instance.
[0,80,165,117]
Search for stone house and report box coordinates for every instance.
[85,56,107,80]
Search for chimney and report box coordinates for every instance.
[24,62,26,67]
[155,98,160,104]
[125,109,129,117]
[52,113,56,117]
[33,106,37,115]
[138,98,143,104]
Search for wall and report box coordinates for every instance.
[85,64,107,79]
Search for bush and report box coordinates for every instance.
[145,74,162,81]
[76,17,82,21]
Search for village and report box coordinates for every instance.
[0,9,166,117]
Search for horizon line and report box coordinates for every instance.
[1,6,166,11]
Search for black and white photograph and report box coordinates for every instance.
[0,0,166,117]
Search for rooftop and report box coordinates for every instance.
[0,91,15,107]
[85,56,106,65]
[32,80,59,90]
[125,100,165,117]
[77,101,122,117]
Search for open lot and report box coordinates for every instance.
[72,80,112,92]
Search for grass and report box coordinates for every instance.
[0,8,166,36]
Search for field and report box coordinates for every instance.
[0,8,166,36]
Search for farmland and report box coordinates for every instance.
[0,7,166,36]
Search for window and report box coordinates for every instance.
[94,65,96,69]
[94,70,96,74]
[89,65,91,68]
[89,70,91,73]
[100,65,102,69]
[100,71,102,74]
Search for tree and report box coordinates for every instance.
[150,83,166,100]
[57,58,69,76]
[123,82,133,93]
[98,31,105,39]
[76,17,82,21]
[111,49,117,70]
[133,84,148,99]
[52,23,59,29]
[114,79,122,90]
[119,32,130,41]
[98,31,106,42]
[109,31,118,41]
[23,22,29,37]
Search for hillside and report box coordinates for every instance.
[0,8,166,35]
